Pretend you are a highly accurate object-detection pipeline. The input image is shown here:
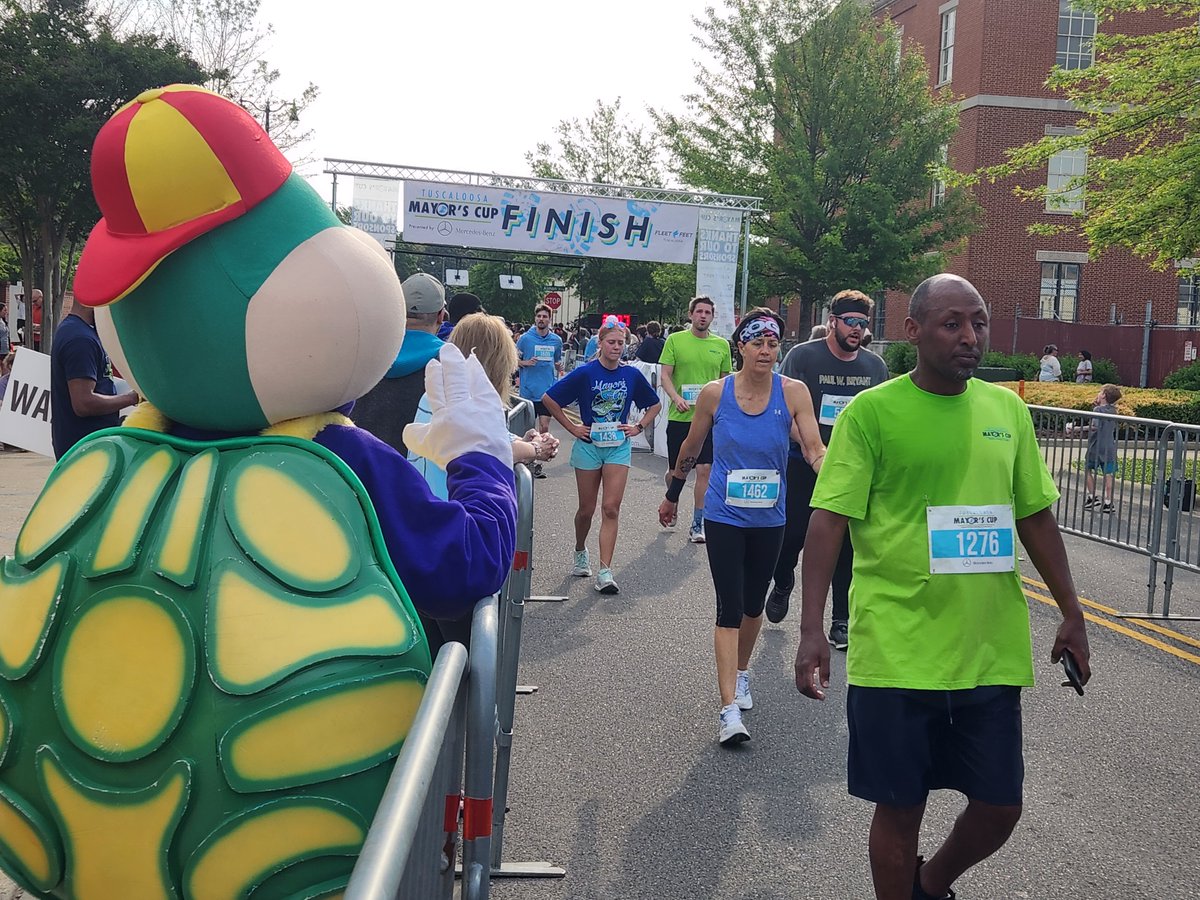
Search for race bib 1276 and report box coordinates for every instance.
[927,504,1015,574]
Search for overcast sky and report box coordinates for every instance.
[257,0,715,201]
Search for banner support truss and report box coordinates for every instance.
[325,159,765,325]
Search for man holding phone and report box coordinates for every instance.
[795,274,1091,900]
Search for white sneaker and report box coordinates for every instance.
[734,670,753,710]
[594,567,619,594]
[571,549,591,577]
[689,523,706,543]
[718,704,750,745]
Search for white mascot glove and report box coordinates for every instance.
[403,343,514,470]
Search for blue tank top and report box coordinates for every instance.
[704,373,791,528]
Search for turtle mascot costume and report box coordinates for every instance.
[0,85,516,898]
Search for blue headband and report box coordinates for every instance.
[739,317,781,342]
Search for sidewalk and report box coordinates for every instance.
[0,449,51,900]
[0,449,53,557]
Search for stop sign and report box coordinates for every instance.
[543,291,562,310]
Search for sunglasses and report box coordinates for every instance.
[835,314,869,329]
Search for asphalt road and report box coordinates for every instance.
[491,429,1200,900]
[2,439,1197,900]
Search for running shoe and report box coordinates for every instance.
[734,670,753,710]
[718,704,750,746]
[530,461,546,479]
[594,567,619,594]
[571,549,591,577]
[913,856,956,899]
[828,620,849,651]
[688,523,706,544]
[765,584,791,623]
[1082,495,1099,508]
[1102,502,1115,514]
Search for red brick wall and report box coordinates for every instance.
[871,0,1186,356]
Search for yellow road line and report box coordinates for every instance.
[1023,588,1200,667]
[1021,575,1200,651]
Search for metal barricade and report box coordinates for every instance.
[1030,404,1171,556]
[507,398,535,438]
[346,595,499,900]
[489,463,566,878]
[1029,404,1198,621]
[1149,424,1200,620]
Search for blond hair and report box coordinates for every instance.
[450,313,518,407]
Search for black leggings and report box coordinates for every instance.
[705,520,785,628]
[772,456,854,622]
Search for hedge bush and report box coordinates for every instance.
[998,382,1200,423]
[883,344,1120,385]
[883,341,916,374]
[1163,360,1200,391]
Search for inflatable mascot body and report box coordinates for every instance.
[0,85,516,898]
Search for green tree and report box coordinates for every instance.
[527,97,665,187]
[0,0,205,349]
[0,243,19,282]
[113,0,317,154]
[657,0,978,322]
[978,0,1200,269]
[463,260,552,324]
[526,98,687,317]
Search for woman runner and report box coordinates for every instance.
[659,308,825,746]
[544,315,661,594]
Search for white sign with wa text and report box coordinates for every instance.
[0,347,53,457]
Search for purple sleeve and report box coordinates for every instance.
[315,424,516,619]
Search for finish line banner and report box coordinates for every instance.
[352,177,400,248]
[402,180,698,264]
[695,208,743,340]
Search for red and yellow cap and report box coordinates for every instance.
[74,84,292,306]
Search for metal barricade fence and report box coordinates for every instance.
[508,398,535,438]
[1028,404,1198,621]
[1151,424,1200,620]
[346,595,498,900]
[489,462,566,878]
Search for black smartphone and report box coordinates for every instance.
[1060,648,1085,696]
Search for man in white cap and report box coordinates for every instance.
[353,272,447,455]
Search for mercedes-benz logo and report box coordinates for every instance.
[437,221,453,236]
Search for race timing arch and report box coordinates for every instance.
[322,160,763,339]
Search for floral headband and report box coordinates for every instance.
[739,316,781,342]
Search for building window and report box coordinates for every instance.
[1046,148,1086,212]
[931,144,948,207]
[1040,262,1080,320]
[1178,274,1200,326]
[938,7,956,85]
[1057,0,1096,70]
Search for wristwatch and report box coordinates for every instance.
[634,423,644,434]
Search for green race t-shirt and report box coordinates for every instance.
[659,330,732,422]
[811,374,1059,690]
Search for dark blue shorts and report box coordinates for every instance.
[847,685,1024,808]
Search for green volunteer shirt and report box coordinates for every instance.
[659,330,732,422]
[811,374,1059,690]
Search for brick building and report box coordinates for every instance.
[867,0,1193,377]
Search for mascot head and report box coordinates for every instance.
[74,85,405,431]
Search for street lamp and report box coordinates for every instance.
[240,96,298,137]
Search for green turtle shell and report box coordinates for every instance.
[0,428,432,898]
